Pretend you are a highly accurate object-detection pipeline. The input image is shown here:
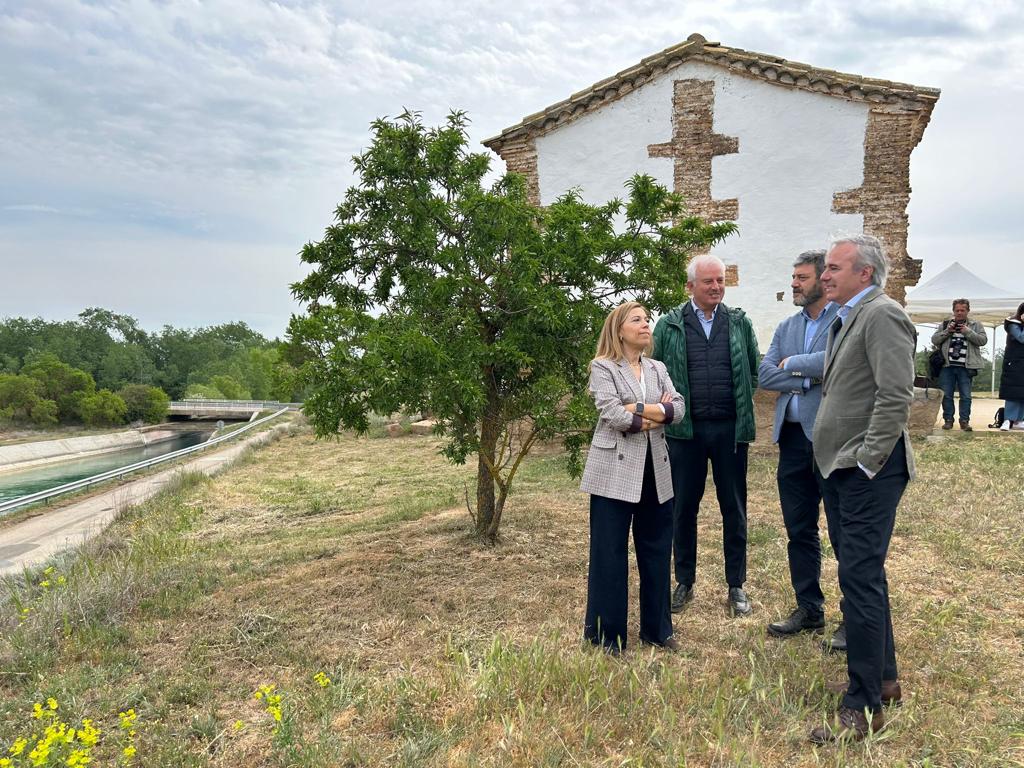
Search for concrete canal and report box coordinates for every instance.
[0,430,210,507]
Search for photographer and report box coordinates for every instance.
[931,298,988,431]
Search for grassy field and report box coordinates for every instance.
[1,427,1022,766]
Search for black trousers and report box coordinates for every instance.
[667,419,748,588]
[584,447,674,651]
[821,437,907,712]
[777,421,828,613]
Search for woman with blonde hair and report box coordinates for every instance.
[580,301,686,653]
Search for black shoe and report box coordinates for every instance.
[640,635,682,653]
[942,420,954,430]
[960,421,973,432]
[728,587,752,617]
[671,584,694,613]
[821,621,847,653]
[767,606,826,637]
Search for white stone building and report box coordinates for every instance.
[484,34,940,346]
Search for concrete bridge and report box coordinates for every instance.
[167,399,303,421]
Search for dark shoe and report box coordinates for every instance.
[942,420,954,430]
[585,638,623,657]
[671,584,694,613]
[821,621,847,653]
[727,587,752,617]
[767,606,825,637]
[825,679,903,707]
[809,707,884,743]
[960,421,973,432]
[641,635,682,653]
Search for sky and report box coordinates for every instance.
[1,0,1022,339]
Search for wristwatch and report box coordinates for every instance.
[635,402,645,415]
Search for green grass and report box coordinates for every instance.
[0,429,1022,766]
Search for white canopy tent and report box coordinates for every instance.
[905,261,1024,391]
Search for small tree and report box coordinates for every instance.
[21,353,96,422]
[291,111,734,540]
[0,373,45,423]
[30,398,60,427]
[80,390,128,427]
[119,384,171,424]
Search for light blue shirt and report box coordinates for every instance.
[837,285,875,325]
[690,300,718,339]
[783,303,832,421]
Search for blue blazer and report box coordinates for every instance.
[758,303,838,443]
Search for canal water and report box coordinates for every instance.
[0,431,210,506]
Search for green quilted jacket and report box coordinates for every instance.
[652,302,760,443]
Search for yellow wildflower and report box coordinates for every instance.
[9,738,28,755]
[47,698,58,711]
[77,720,100,748]
[314,671,332,688]
[232,720,245,731]
[123,744,137,758]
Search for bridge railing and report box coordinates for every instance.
[0,409,292,517]
[168,399,304,411]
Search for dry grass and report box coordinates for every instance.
[1,428,1022,766]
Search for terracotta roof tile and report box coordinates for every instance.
[484,33,940,150]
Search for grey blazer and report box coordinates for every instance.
[759,302,839,443]
[579,357,686,504]
[812,288,917,480]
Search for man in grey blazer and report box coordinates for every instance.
[809,234,915,744]
[758,250,839,640]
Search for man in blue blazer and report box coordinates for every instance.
[759,250,839,640]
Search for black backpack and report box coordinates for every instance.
[990,407,1005,429]
[926,320,948,381]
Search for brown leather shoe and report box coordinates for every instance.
[825,679,902,706]
[809,707,885,743]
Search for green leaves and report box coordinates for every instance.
[291,110,735,537]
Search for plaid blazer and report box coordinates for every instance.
[579,357,686,504]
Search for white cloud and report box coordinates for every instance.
[0,0,1022,334]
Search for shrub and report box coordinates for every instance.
[30,398,60,427]
[119,384,170,424]
[79,390,128,427]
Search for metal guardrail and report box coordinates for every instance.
[0,408,291,517]
[168,399,303,411]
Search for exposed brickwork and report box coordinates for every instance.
[495,134,541,207]
[647,79,739,237]
[832,109,928,304]
[485,34,939,302]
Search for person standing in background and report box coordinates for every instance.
[999,302,1024,431]
[931,299,987,431]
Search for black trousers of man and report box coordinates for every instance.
[821,437,907,712]
[777,420,830,613]
[584,447,674,651]
[667,419,748,588]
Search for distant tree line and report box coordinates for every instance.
[0,308,303,428]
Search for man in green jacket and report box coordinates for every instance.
[653,254,760,617]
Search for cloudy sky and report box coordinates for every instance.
[1,0,1021,338]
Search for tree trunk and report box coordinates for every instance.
[475,423,499,536]
[475,391,501,540]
